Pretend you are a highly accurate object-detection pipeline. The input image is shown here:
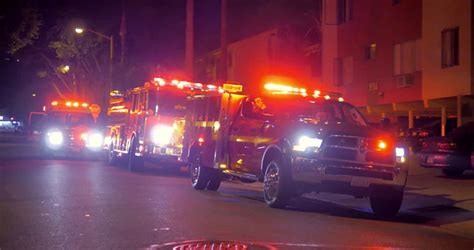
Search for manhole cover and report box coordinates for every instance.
[150,240,276,250]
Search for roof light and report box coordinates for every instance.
[73,102,79,107]
[207,84,217,90]
[313,90,321,98]
[324,95,331,100]
[154,77,166,86]
[51,101,58,106]
[171,79,179,85]
[194,83,203,89]
[264,83,294,93]
[82,103,89,107]
[338,97,344,102]
[66,101,72,107]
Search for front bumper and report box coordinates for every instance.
[418,152,471,170]
[292,157,407,195]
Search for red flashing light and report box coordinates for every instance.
[51,101,58,106]
[198,137,204,146]
[73,102,79,107]
[324,95,331,100]
[377,140,387,150]
[66,101,72,107]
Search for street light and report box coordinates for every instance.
[74,27,114,95]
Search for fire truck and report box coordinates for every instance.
[38,100,103,158]
[105,78,223,172]
[183,83,408,217]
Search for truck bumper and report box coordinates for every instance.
[292,157,407,196]
[143,145,182,163]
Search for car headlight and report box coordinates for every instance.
[151,125,174,145]
[85,132,104,148]
[395,147,406,163]
[47,130,64,146]
[293,136,323,152]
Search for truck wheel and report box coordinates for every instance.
[190,156,209,190]
[128,138,144,172]
[108,144,119,166]
[263,157,292,208]
[207,175,221,191]
[370,186,404,218]
[442,169,464,177]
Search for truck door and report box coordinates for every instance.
[228,98,274,176]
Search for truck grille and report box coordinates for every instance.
[322,135,394,165]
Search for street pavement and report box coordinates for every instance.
[1,140,474,249]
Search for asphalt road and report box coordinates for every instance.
[1,142,474,249]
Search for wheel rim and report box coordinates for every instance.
[263,164,280,203]
[191,163,200,185]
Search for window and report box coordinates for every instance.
[441,27,459,68]
[365,43,376,60]
[337,0,352,24]
[368,81,378,92]
[334,57,353,86]
[394,39,421,75]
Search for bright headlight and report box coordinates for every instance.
[395,147,406,163]
[151,125,174,145]
[293,136,323,152]
[47,131,64,146]
[86,132,104,148]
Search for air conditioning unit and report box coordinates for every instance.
[396,74,414,88]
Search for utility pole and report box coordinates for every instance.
[120,0,127,65]
[185,0,194,80]
[220,0,228,82]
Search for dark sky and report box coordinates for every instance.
[0,0,320,118]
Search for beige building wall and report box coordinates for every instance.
[422,0,473,100]
[321,0,338,91]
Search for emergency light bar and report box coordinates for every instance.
[151,77,243,94]
[50,100,90,108]
[265,82,344,102]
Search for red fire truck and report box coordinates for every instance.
[105,78,223,172]
[36,100,103,158]
[183,83,408,217]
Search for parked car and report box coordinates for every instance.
[399,119,457,152]
[418,122,474,177]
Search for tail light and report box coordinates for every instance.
[437,142,457,151]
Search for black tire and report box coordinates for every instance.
[128,137,144,172]
[108,143,119,166]
[442,169,464,177]
[370,186,404,217]
[190,154,210,190]
[207,175,221,191]
[263,157,293,208]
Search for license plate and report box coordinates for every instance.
[351,177,371,187]
[165,148,174,155]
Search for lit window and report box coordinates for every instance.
[366,43,376,60]
[368,82,378,92]
[394,39,421,75]
[441,27,459,68]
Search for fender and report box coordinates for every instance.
[260,138,293,176]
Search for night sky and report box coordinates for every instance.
[0,0,319,119]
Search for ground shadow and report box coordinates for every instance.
[220,184,474,226]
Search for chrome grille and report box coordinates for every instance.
[323,135,394,165]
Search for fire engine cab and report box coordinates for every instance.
[105,78,223,171]
[39,100,103,158]
[184,83,408,217]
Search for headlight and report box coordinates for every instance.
[47,131,64,146]
[293,136,323,152]
[395,147,406,163]
[85,132,104,148]
[151,125,174,145]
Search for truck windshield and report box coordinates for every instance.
[149,90,187,117]
[263,98,367,127]
[47,112,95,126]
